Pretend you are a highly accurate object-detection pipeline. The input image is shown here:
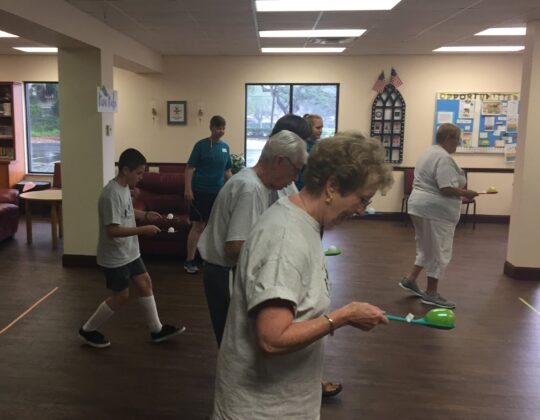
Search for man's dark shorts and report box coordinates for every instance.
[190,191,218,222]
[103,257,147,292]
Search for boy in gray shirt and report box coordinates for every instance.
[79,148,185,348]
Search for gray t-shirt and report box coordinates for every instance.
[408,145,466,224]
[212,197,330,420]
[96,179,140,268]
[198,168,273,267]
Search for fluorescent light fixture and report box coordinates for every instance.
[260,29,366,38]
[476,27,526,36]
[0,30,18,38]
[262,47,345,53]
[256,0,401,12]
[13,47,58,53]
[434,46,525,52]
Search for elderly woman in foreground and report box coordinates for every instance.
[211,133,394,420]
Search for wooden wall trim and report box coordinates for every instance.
[352,212,509,224]
[62,254,97,267]
[459,168,514,174]
[118,163,515,175]
[393,166,514,174]
[504,261,540,281]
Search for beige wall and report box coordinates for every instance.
[114,54,521,214]
[114,55,522,165]
[0,53,521,214]
[507,21,540,268]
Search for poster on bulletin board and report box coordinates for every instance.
[434,92,519,154]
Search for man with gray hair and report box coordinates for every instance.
[198,129,307,346]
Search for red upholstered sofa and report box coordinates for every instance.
[132,172,191,258]
[0,188,19,242]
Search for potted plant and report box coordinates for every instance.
[230,153,246,174]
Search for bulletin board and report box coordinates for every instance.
[434,92,519,154]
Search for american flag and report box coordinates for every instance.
[372,71,386,93]
[390,67,403,88]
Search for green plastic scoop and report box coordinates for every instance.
[386,308,455,330]
[324,247,342,256]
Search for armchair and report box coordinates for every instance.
[132,172,191,257]
[0,188,19,242]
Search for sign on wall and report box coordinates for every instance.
[97,85,118,113]
[434,92,519,154]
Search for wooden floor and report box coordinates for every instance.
[1,217,539,420]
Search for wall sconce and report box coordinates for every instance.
[198,102,204,123]
[151,101,157,121]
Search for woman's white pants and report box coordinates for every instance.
[410,214,456,280]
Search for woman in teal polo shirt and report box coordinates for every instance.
[184,115,232,274]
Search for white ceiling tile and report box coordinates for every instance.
[0,0,536,55]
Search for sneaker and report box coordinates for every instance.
[151,324,186,343]
[421,293,456,309]
[398,277,424,297]
[183,260,199,274]
[79,327,111,348]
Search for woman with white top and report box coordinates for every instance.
[399,123,478,309]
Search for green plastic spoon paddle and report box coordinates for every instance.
[386,308,455,330]
[324,248,342,256]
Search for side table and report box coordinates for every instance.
[19,189,62,249]
[15,181,51,214]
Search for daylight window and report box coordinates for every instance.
[24,82,60,174]
[245,84,339,166]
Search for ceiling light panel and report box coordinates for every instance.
[256,0,402,12]
[259,29,365,37]
[0,30,18,38]
[13,47,58,53]
[475,27,526,36]
[262,47,346,53]
[434,46,525,52]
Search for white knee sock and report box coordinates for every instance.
[82,301,114,332]
[138,295,163,333]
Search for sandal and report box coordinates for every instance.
[322,381,343,397]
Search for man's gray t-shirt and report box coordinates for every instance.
[408,145,466,224]
[212,197,330,420]
[198,168,272,267]
[97,179,140,268]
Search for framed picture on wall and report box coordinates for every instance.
[167,101,187,125]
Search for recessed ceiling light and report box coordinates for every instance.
[434,46,525,52]
[256,0,401,12]
[475,27,526,36]
[0,30,18,38]
[260,29,366,38]
[262,47,346,53]
[13,47,58,53]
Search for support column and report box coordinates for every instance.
[58,47,115,264]
[505,20,540,280]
